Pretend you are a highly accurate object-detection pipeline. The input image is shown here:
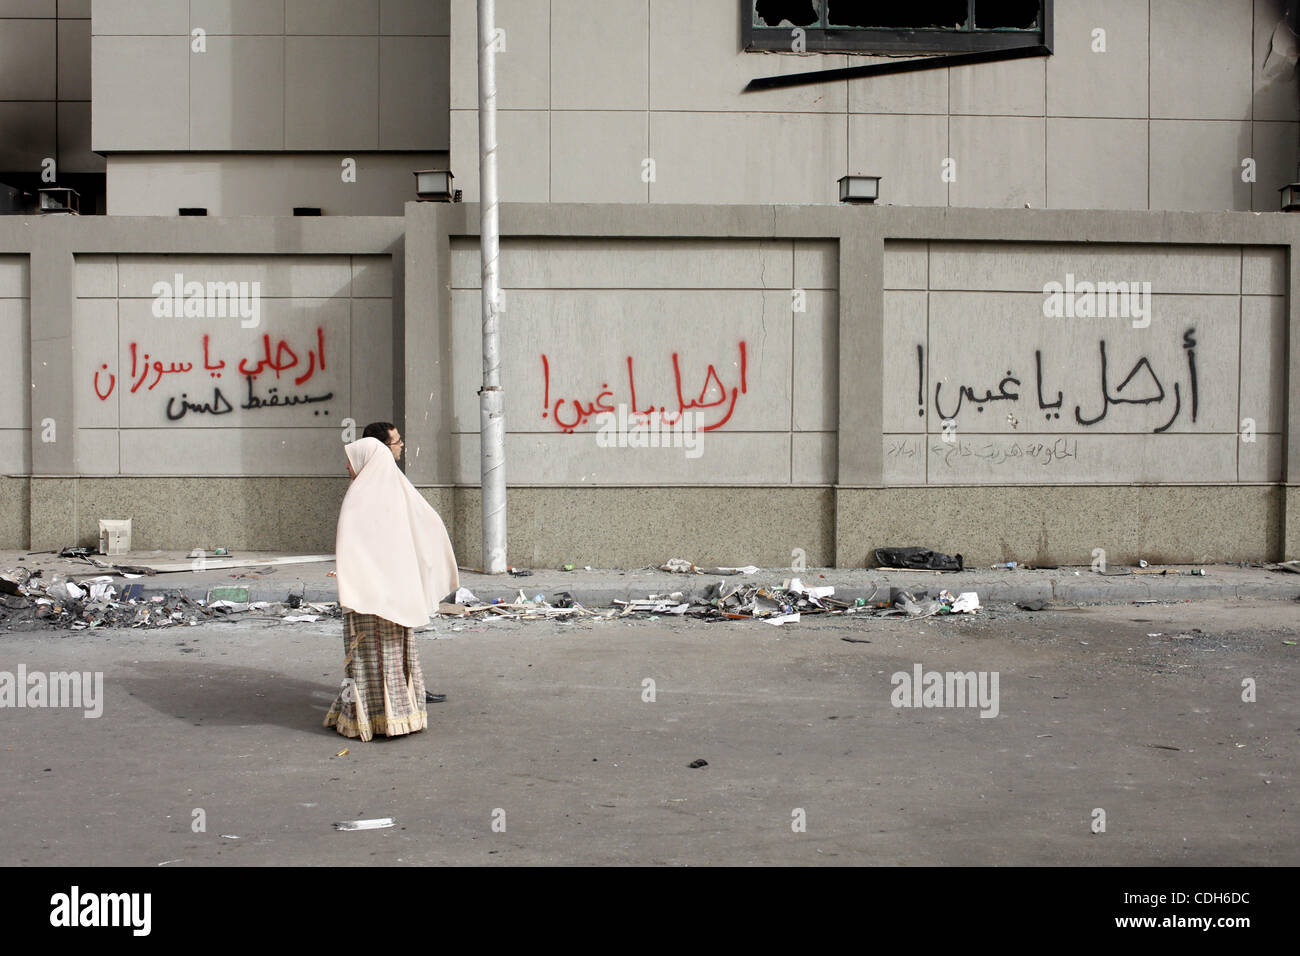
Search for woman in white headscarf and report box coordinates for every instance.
[324,435,459,741]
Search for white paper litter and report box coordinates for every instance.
[786,578,834,599]
[282,614,322,623]
[765,612,801,625]
[717,565,761,575]
[660,558,697,573]
[951,592,981,613]
[208,600,249,612]
[333,817,395,831]
[87,581,117,602]
[453,587,480,605]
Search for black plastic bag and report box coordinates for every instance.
[873,547,963,572]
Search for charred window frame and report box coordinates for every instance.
[744,1,1052,55]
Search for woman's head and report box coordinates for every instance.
[345,436,391,477]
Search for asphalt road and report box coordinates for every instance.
[2,598,1297,866]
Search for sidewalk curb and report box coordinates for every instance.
[130,574,1300,609]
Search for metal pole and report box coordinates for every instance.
[477,0,507,573]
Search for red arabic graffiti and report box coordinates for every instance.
[93,364,115,400]
[95,327,329,401]
[541,341,748,433]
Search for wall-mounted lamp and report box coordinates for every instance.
[838,175,881,204]
[1280,183,1300,211]
[414,169,455,202]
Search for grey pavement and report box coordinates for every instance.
[5,550,1300,610]
[1,599,1296,866]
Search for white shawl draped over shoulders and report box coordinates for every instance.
[336,437,459,628]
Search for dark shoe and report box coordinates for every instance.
[424,691,447,704]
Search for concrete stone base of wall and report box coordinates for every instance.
[837,485,1290,567]
[13,479,1296,565]
[25,477,351,553]
[429,486,836,571]
[1,477,30,549]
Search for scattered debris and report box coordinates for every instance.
[660,558,760,575]
[117,554,334,573]
[333,818,394,831]
[687,759,708,769]
[765,612,800,625]
[1016,598,1048,611]
[950,592,981,614]
[0,567,343,631]
[99,519,132,555]
[660,558,699,574]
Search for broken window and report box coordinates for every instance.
[746,0,1049,55]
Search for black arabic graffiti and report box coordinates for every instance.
[920,327,1200,434]
[164,377,334,421]
[166,388,233,421]
[240,375,334,410]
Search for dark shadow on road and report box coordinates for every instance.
[115,660,343,736]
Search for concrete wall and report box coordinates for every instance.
[92,0,450,215]
[72,252,394,475]
[0,254,30,473]
[2,202,1298,564]
[882,241,1287,485]
[105,152,448,217]
[404,201,1300,566]
[448,0,1299,211]
[0,213,405,549]
[438,236,837,485]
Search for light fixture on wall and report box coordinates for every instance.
[1280,183,1300,211]
[414,169,455,202]
[37,187,79,214]
[838,175,881,204]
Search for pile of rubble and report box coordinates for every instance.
[437,579,980,626]
[2,562,983,631]
[0,567,340,632]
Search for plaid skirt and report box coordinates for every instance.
[324,611,427,741]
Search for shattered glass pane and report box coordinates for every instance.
[754,0,821,28]
[826,0,969,29]
[974,0,1039,29]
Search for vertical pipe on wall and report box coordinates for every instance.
[478,0,507,573]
